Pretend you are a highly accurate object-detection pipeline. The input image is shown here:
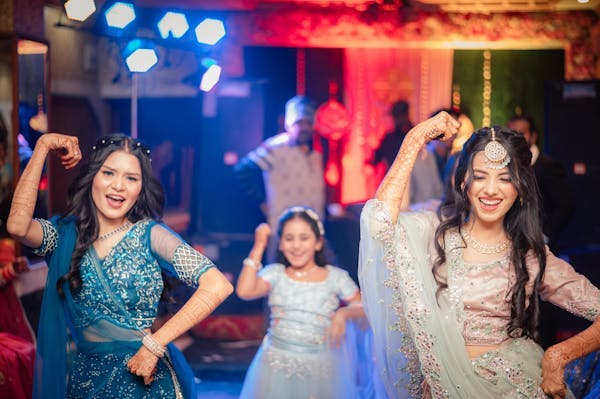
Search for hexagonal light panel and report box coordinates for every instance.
[64,0,96,22]
[194,18,226,46]
[157,11,189,39]
[123,39,158,73]
[105,2,136,29]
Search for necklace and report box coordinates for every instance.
[463,231,509,255]
[98,221,132,241]
[291,265,318,278]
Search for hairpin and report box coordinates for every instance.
[484,127,511,169]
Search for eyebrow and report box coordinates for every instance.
[473,168,510,175]
[101,164,141,177]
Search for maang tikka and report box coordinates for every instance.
[484,127,511,169]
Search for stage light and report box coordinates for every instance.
[64,0,96,22]
[123,39,158,73]
[157,11,189,39]
[200,58,221,92]
[194,18,226,45]
[105,2,136,29]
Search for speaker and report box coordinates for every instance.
[544,80,600,249]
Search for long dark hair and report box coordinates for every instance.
[276,206,327,267]
[434,126,547,342]
[57,134,164,295]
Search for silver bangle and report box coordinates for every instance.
[243,257,262,271]
[142,334,166,358]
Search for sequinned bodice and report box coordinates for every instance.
[259,264,358,346]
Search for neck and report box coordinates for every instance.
[465,219,507,242]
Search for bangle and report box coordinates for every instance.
[243,257,262,271]
[142,334,166,358]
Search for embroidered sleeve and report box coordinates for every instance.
[32,218,58,256]
[539,249,600,321]
[150,224,215,287]
[258,263,283,287]
[333,267,359,301]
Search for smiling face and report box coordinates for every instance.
[91,150,142,225]
[466,151,518,227]
[278,216,323,270]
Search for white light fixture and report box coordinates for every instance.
[195,18,226,46]
[157,11,189,39]
[105,2,136,29]
[64,0,96,22]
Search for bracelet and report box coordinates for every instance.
[142,334,166,358]
[243,257,262,271]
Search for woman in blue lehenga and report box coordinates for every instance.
[7,133,233,398]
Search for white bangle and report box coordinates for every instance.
[142,334,166,358]
[243,257,262,271]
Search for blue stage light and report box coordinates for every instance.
[123,39,158,73]
[194,18,226,45]
[157,11,189,39]
[105,2,136,29]
[200,58,221,92]
[64,0,96,22]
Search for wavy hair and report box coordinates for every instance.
[435,126,547,342]
[57,134,164,295]
[275,206,327,267]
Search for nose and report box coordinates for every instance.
[483,178,499,195]
[111,176,125,191]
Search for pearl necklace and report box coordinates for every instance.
[463,231,509,255]
[98,221,132,241]
[291,265,318,278]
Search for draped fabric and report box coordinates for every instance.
[342,48,454,204]
[358,199,575,398]
[33,217,199,399]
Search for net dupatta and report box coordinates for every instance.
[359,199,497,398]
[33,215,76,399]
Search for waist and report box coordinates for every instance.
[465,344,502,359]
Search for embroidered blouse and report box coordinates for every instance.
[34,218,214,331]
[258,264,358,346]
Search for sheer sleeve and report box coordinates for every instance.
[359,199,499,398]
[150,224,215,287]
[32,218,58,256]
[539,249,600,321]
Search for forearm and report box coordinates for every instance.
[335,302,365,322]
[375,130,427,224]
[546,318,600,368]
[7,141,49,237]
[152,268,233,346]
[235,242,267,300]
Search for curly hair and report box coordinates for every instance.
[57,134,164,295]
[434,126,547,342]
[275,206,327,267]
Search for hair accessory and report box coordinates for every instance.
[287,206,325,236]
[142,333,166,358]
[484,127,511,169]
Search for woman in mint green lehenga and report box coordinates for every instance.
[7,133,233,398]
[359,112,600,398]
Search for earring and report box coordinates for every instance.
[519,197,524,206]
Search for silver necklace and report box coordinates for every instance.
[98,221,132,241]
[292,265,318,278]
[463,231,509,255]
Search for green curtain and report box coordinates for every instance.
[453,49,564,146]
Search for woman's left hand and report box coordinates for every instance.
[541,346,568,399]
[127,345,160,385]
[327,310,347,349]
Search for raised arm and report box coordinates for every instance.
[236,223,272,300]
[375,111,459,224]
[7,133,80,247]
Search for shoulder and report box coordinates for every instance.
[262,133,291,150]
